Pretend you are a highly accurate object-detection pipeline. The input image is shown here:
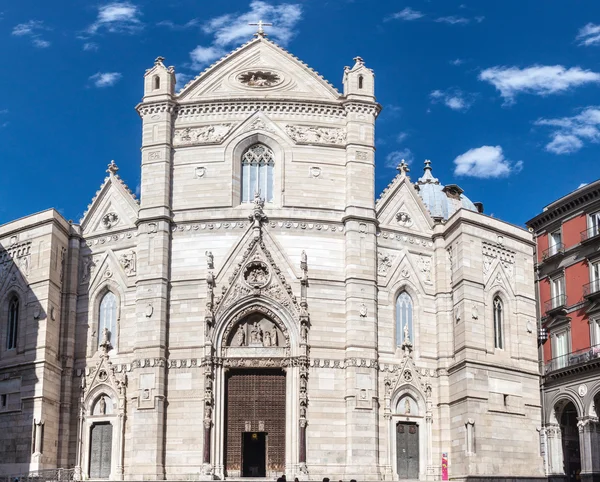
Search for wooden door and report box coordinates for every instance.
[89,422,112,479]
[396,422,419,479]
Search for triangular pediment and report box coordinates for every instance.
[376,174,433,234]
[485,259,515,296]
[88,250,132,290]
[213,228,301,319]
[177,37,341,102]
[81,169,139,236]
[381,251,432,293]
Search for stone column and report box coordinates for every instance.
[578,417,600,482]
[546,423,566,480]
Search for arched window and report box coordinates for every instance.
[153,75,160,90]
[358,75,364,89]
[493,296,503,349]
[241,143,274,203]
[6,297,18,350]
[396,291,413,347]
[98,292,118,350]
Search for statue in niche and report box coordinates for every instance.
[236,324,246,347]
[264,330,272,347]
[403,321,412,346]
[404,398,411,415]
[250,321,263,345]
[271,326,278,347]
[99,396,106,415]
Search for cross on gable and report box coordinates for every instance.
[249,20,273,37]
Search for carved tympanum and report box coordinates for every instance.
[226,314,283,348]
[243,261,270,288]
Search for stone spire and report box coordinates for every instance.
[106,160,119,177]
[417,159,440,185]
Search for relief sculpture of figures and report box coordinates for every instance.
[236,324,246,347]
[250,321,263,345]
[271,326,278,347]
[264,330,272,347]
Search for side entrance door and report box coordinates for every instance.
[396,422,419,479]
[89,422,113,479]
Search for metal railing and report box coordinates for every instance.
[544,294,567,314]
[581,226,600,242]
[542,242,565,260]
[583,279,600,298]
[546,343,600,373]
[0,468,78,482]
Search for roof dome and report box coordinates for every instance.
[414,160,479,220]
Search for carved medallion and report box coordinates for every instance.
[396,211,413,227]
[243,261,270,288]
[237,70,281,87]
[102,213,119,229]
[578,384,588,397]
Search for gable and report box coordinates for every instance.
[81,167,139,236]
[178,37,341,102]
[376,175,433,235]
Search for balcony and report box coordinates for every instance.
[542,242,565,261]
[583,279,600,300]
[545,343,600,374]
[544,294,568,316]
[581,226,600,243]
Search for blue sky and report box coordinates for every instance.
[1,0,600,227]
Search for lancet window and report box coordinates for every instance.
[98,292,118,350]
[6,297,19,350]
[493,296,504,349]
[241,143,274,203]
[396,291,413,347]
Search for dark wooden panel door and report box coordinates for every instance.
[396,422,419,479]
[225,369,286,476]
[89,422,112,479]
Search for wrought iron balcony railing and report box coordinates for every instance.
[583,279,600,299]
[542,242,565,260]
[544,294,567,315]
[545,343,600,374]
[581,226,600,243]
[0,468,78,482]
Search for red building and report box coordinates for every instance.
[527,180,600,482]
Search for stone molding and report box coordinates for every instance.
[377,230,434,248]
[170,220,345,235]
[175,101,347,120]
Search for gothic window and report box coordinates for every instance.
[396,291,413,347]
[153,75,160,90]
[6,297,19,350]
[358,75,364,89]
[493,296,503,349]
[98,292,118,350]
[241,143,274,203]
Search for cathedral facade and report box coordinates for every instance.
[0,33,545,482]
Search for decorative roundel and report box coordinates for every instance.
[243,261,271,288]
[237,70,282,88]
[98,369,108,382]
[578,384,588,398]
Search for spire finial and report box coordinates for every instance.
[424,159,432,171]
[353,56,364,66]
[107,160,119,176]
[249,20,273,37]
[155,56,165,66]
[397,159,410,175]
[417,159,440,185]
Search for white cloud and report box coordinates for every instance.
[175,72,194,90]
[88,2,142,34]
[435,16,469,25]
[576,23,600,47]
[396,131,409,143]
[475,16,485,23]
[89,72,122,88]
[430,88,475,111]
[189,1,302,69]
[157,18,199,30]
[83,42,99,51]
[386,7,425,21]
[12,20,51,47]
[386,149,413,168]
[535,106,600,154]
[0,109,8,115]
[479,65,600,103]
[450,58,465,66]
[454,145,522,178]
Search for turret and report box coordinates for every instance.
[343,56,375,101]
[143,56,175,101]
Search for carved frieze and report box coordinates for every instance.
[377,251,394,276]
[285,124,346,145]
[237,70,282,88]
[173,124,234,146]
[417,255,433,284]
[118,250,136,276]
[244,118,275,133]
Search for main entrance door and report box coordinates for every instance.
[396,422,419,479]
[89,422,112,479]
[225,369,286,477]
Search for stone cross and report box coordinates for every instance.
[249,20,272,37]
[397,159,410,175]
[107,160,119,176]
